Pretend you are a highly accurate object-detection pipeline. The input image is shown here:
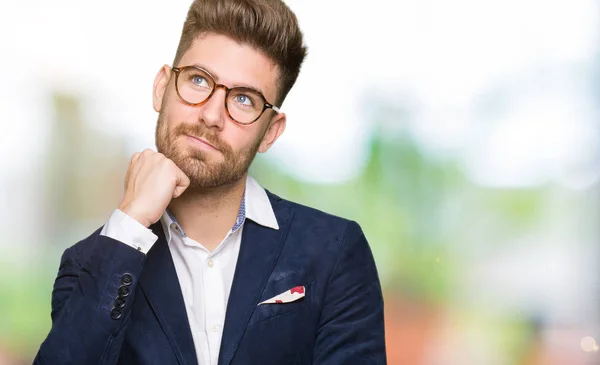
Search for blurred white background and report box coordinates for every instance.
[1,1,599,364]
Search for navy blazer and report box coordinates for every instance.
[35,191,386,365]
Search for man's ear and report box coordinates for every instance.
[258,112,286,153]
[153,65,173,112]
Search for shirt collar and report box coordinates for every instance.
[159,174,278,242]
[244,175,279,230]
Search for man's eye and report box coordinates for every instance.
[234,94,253,106]
[192,76,208,86]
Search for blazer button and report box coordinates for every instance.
[110,307,122,320]
[114,296,126,309]
[121,273,133,286]
[118,286,130,297]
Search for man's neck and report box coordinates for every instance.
[167,174,247,251]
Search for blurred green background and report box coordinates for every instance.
[1,0,600,364]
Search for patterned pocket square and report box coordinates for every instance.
[258,285,305,305]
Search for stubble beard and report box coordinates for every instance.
[155,110,263,191]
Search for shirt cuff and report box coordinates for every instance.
[100,209,158,254]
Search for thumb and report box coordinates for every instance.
[173,170,190,198]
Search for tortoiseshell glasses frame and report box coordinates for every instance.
[171,65,280,125]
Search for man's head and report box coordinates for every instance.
[153,0,307,190]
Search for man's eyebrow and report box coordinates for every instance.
[189,63,267,97]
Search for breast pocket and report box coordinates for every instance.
[247,281,314,328]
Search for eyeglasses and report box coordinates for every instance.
[171,65,280,125]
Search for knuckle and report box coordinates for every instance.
[167,160,182,175]
[165,158,177,169]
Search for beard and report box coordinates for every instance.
[155,110,264,191]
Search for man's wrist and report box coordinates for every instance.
[101,209,158,254]
[118,201,152,228]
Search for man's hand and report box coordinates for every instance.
[118,149,190,227]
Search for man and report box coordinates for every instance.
[35,0,386,364]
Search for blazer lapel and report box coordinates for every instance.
[218,195,294,365]
[139,223,198,365]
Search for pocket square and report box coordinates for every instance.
[258,285,305,305]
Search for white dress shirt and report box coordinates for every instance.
[100,175,279,365]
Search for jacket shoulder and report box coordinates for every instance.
[266,190,361,240]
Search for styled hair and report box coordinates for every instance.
[173,0,307,106]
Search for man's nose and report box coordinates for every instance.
[197,85,227,129]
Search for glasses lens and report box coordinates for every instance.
[226,88,266,124]
[177,67,215,104]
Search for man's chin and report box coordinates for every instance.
[186,165,249,191]
[187,173,235,190]
[173,158,227,188]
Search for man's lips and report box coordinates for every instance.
[185,134,219,151]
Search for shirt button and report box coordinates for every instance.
[210,324,219,332]
[207,259,214,268]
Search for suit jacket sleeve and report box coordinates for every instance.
[34,231,147,365]
[313,221,387,364]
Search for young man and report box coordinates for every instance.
[35,1,386,364]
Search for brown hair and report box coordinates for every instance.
[173,0,307,106]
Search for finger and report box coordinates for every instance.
[173,185,187,199]
[124,152,142,189]
[132,149,155,179]
[141,148,155,157]
[131,151,142,164]
[172,168,190,199]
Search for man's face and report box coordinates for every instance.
[153,33,285,190]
